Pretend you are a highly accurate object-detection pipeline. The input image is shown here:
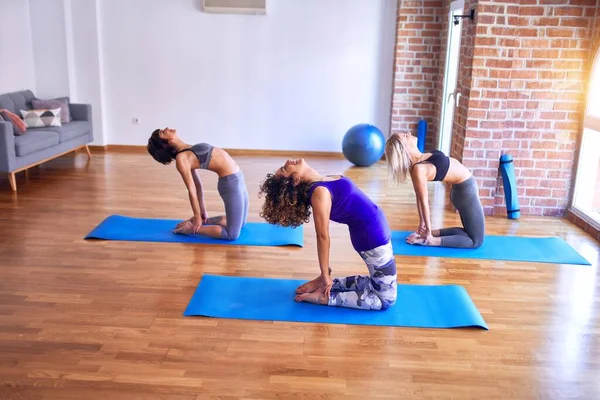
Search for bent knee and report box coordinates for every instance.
[471,236,484,249]
[221,227,242,241]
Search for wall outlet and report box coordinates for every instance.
[132,117,140,124]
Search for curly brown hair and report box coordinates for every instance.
[258,173,313,227]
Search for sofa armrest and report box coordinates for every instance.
[69,103,92,122]
[0,122,16,172]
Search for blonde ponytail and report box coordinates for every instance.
[385,133,412,184]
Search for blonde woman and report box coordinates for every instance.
[384,132,485,248]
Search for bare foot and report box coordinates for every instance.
[295,276,323,294]
[295,290,328,305]
[406,232,419,244]
[412,236,442,246]
[427,236,442,246]
[173,221,194,235]
[205,215,227,227]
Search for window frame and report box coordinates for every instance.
[570,47,600,229]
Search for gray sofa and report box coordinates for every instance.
[0,90,93,191]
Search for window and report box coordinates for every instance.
[572,49,600,226]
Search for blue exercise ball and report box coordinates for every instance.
[342,124,385,167]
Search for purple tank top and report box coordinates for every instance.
[308,176,391,252]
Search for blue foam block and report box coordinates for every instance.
[392,231,590,265]
[183,275,488,330]
[85,215,304,247]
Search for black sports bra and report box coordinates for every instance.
[413,150,450,181]
[176,143,213,169]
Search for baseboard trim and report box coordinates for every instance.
[88,145,345,159]
[224,148,345,159]
[89,145,145,153]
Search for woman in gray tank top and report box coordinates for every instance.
[147,127,249,240]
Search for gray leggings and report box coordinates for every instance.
[207,171,249,240]
[439,176,485,249]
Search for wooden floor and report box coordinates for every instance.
[0,150,599,400]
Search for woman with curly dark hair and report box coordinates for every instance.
[147,127,249,240]
[259,158,397,310]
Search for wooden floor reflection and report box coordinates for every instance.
[0,150,598,399]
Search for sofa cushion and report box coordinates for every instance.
[0,91,36,137]
[29,121,91,143]
[32,97,71,123]
[20,108,62,128]
[0,91,35,115]
[0,109,27,135]
[14,130,60,157]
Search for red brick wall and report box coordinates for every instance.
[452,0,479,163]
[390,0,444,151]
[459,0,597,216]
[594,6,600,52]
[390,0,599,217]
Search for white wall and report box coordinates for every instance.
[0,0,36,93]
[68,0,107,145]
[99,0,397,151]
[28,0,71,98]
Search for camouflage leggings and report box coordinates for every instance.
[328,241,397,310]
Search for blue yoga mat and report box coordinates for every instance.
[392,231,590,265]
[85,215,304,247]
[183,275,488,329]
[500,153,520,220]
